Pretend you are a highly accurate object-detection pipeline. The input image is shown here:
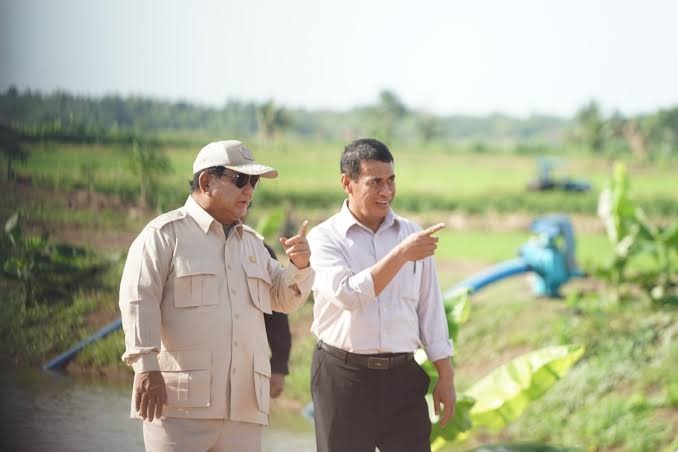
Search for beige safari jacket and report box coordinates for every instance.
[119,196,314,424]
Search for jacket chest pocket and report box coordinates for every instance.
[173,257,219,308]
[242,259,272,314]
[158,350,212,408]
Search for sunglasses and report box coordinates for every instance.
[220,170,260,189]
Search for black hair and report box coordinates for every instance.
[188,166,226,192]
[340,138,394,180]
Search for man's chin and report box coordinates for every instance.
[237,208,248,221]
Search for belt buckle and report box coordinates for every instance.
[367,357,390,370]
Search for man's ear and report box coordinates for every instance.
[198,171,212,194]
[340,173,351,195]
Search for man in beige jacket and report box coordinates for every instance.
[119,140,314,452]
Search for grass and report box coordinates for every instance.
[436,229,611,266]
[0,287,118,365]
[77,329,128,371]
[498,303,678,451]
[432,279,678,451]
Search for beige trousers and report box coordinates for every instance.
[143,417,263,452]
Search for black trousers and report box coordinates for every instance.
[311,344,432,452]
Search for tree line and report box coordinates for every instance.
[0,86,566,145]
[1,86,677,160]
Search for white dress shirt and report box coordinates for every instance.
[307,201,453,362]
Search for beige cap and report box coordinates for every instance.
[192,140,278,178]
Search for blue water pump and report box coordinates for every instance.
[445,214,583,299]
[519,214,583,297]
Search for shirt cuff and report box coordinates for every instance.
[129,352,160,373]
[284,264,314,294]
[424,338,454,363]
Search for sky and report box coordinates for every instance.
[1,0,678,117]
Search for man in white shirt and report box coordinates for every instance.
[119,140,314,452]
[307,138,455,452]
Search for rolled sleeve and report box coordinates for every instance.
[129,352,161,373]
[423,338,454,363]
[333,267,375,310]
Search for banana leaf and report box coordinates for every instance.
[443,287,471,346]
[466,344,585,430]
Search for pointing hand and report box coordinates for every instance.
[279,220,311,269]
[398,223,445,262]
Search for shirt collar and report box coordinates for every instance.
[336,199,399,236]
[184,195,244,239]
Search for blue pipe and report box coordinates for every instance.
[443,258,532,299]
[43,318,122,371]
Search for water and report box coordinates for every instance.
[0,365,316,451]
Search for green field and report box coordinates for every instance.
[16,141,677,207]
[436,229,609,264]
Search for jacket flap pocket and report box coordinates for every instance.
[254,352,271,378]
[158,350,211,372]
[175,257,217,278]
[253,352,271,413]
[242,259,272,285]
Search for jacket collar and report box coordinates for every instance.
[185,195,244,239]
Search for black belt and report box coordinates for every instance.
[318,341,414,370]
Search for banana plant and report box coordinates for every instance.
[420,289,585,449]
[597,162,677,303]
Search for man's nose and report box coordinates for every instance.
[242,180,255,194]
[379,184,393,196]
